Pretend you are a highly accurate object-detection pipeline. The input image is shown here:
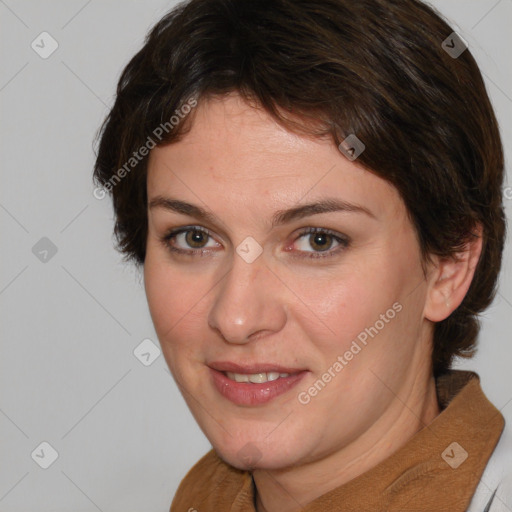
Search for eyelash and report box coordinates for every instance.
[160,226,350,260]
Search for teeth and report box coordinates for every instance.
[233,373,249,383]
[249,373,267,384]
[226,371,291,383]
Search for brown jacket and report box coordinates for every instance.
[171,370,504,511]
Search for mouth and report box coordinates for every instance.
[224,371,294,383]
[208,362,308,406]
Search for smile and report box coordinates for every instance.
[209,366,308,406]
[225,371,292,383]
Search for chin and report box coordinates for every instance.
[211,434,304,471]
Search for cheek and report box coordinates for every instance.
[298,252,424,387]
[144,248,204,344]
[144,264,207,383]
[293,264,401,353]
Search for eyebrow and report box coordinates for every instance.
[148,196,376,227]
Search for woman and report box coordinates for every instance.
[93,0,511,510]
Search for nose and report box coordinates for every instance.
[207,249,287,345]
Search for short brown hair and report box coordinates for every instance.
[93,0,506,377]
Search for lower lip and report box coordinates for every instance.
[210,368,308,406]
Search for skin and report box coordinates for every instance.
[144,92,482,512]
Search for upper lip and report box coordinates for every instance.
[209,361,306,374]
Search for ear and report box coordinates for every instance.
[424,223,483,322]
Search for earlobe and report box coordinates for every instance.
[424,224,483,323]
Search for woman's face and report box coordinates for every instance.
[144,92,435,470]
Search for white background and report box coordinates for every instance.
[0,1,511,510]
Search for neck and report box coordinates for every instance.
[253,369,440,512]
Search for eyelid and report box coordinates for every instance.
[287,227,350,258]
[160,225,350,258]
[162,226,220,253]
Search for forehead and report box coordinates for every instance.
[146,93,405,222]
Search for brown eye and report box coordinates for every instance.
[293,227,350,259]
[308,232,334,252]
[161,226,220,255]
[185,229,209,248]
